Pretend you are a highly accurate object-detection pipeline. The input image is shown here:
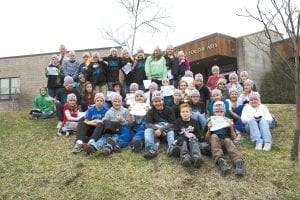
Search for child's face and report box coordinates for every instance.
[137,53,144,59]
[68,99,77,106]
[241,76,248,82]
[214,110,225,116]
[180,107,192,121]
[51,57,58,65]
[212,70,219,76]
[166,47,174,56]
[123,52,130,59]
[95,98,104,108]
[179,82,187,91]
[194,80,203,87]
[213,94,222,101]
[135,94,145,103]
[244,83,252,92]
[153,99,164,110]
[86,84,93,93]
[66,83,74,91]
[174,94,182,102]
[112,100,121,110]
[229,77,237,84]
[162,80,169,86]
[149,87,155,93]
[114,85,121,93]
[229,92,238,101]
[80,76,86,83]
[111,51,117,57]
[217,83,225,90]
[191,95,200,103]
[40,88,47,96]
[250,98,259,108]
[69,54,76,61]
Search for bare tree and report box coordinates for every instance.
[101,0,172,54]
[238,0,300,161]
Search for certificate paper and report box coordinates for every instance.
[130,103,148,116]
[210,116,230,131]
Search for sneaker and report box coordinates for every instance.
[132,140,143,153]
[217,158,231,176]
[57,128,63,136]
[99,147,111,157]
[144,149,158,159]
[263,143,272,151]
[181,154,192,167]
[107,137,122,153]
[72,143,82,154]
[82,143,96,155]
[167,145,181,157]
[56,121,63,129]
[65,131,70,137]
[235,159,245,177]
[192,154,204,168]
[255,142,263,150]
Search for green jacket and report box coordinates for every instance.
[145,56,167,80]
[33,87,54,113]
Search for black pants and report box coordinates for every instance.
[76,118,105,142]
[56,102,64,121]
[181,139,202,157]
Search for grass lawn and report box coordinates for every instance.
[0,105,299,200]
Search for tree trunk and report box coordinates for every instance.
[291,49,300,161]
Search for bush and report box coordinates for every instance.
[260,56,295,103]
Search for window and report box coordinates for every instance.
[0,77,20,100]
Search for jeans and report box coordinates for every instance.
[181,139,202,157]
[144,128,174,151]
[131,124,146,145]
[191,112,207,130]
[31,111,54,119]
[245,118,272,144]
[118,125,133,148]
[90,133,119,150]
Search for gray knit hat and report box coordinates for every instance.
[149,82,158,90]
[189,89,200,97]
[194,73,203,81]
[130,83,139,92]
[67,93,77,102]
[94,93,105,102]
[211,89,222,97]
[135,90,147,101]
[111,93,122,102]
[64,76,74,85]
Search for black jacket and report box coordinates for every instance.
[103,56,123,82]
[86,61,109,87]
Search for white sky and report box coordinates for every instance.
[0,0,264,58]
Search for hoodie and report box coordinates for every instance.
[33,87,55,113]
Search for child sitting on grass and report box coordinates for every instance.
[59,93,82,137]
[174,103,204,168]
[30,87,54,119]
[205,101,245,177]
[83,93,128,157]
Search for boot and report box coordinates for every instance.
[235,159,245,177]
[217,158,231,175]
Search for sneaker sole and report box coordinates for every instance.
[193,157,204,168]
[168,146,181,157]
[133,140,143,153]
[107,138,122,153]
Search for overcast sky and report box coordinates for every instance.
[0,0,264,58]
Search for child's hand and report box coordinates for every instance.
[207,121,212,130]
[116,114,121,121]
[155,129,162,137]
[229,119,234,127]
[173,140,178,145]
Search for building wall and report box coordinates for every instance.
[0,47,119,111]
[236,30,282,91]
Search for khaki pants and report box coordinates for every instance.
[94,84,108,96]
[209,134,241,163]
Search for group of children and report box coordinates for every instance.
[30,45,278,177]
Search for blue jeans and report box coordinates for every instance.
[32,111,54,119]
[131,124,146,145]
[191,112,207,130]
[144,128,174,151]
[91,134,119,150]
[245,118,272,144]
[118,125,133,148]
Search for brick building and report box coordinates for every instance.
[0,47,120,111]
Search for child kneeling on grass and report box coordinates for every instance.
[205,101,245,177]
[173,103,204,168]
[83,93,129,157]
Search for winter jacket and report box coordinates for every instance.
[33,87,54,113]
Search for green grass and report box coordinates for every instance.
[0,105,299,200]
